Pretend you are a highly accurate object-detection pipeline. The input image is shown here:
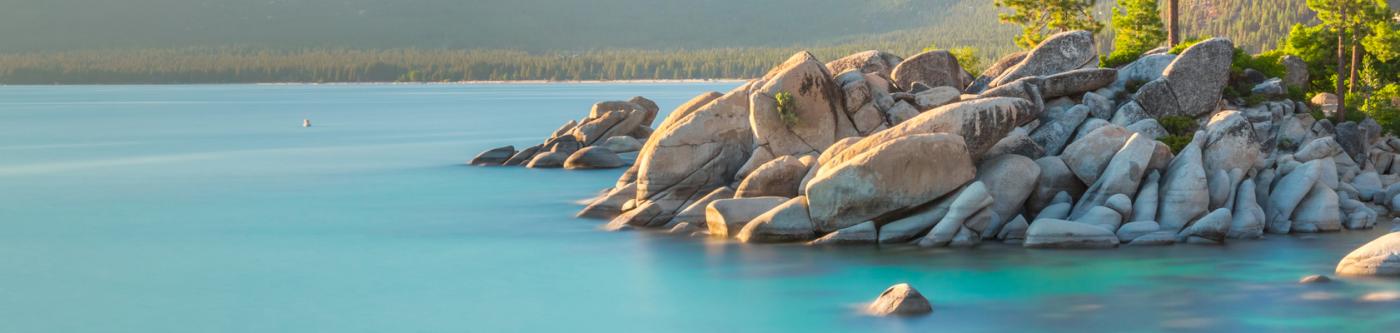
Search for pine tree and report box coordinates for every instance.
[995,0,1106,49]
[1105,0,1168,67]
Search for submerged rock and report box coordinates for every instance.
[469,145,516,166]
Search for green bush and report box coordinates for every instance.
[1102,51,1142,68]
[774,92,798,126]
[1361,84,1400,135]
[1160,135,1193,154]
[1159,115,1197,135]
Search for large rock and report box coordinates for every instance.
[526,151,568,168]
[1228,179,1266,239]
[1157,132,1210,231]
[1028,156,1086,215]
[1134,38,1234,118]
[919,182,994,247]
[577,183,637,220]
[1076,206,1124,232]
[1179,208,1231,243]
[967,51,1029,93]
[867,283,933,316]
[1024,219,1119,249]
[705,197,788,238]
[735,156,810,198]
[1336,122,1369,165]
[1202,111,1260,174]
[807,134,975,232]
[891,50,971,90]
[1117,221,1161,242]
[990,31,1099,88]
[1126,119,1170,140]
[1061,125,1132,186]
[1267,160,1326,234]
[976,155,1042,237]
[737,197,816,243]
[1281,55,1309,89]
[808,221,878,245]
[627,96,660,127]
[878,199,952,244]
[600,136,643,154]
[1130,171,1161,222]
[986,127,1046,159]
[913,86,962,110]
[668,187,736,226]
[1296,137,1342,162]
[630,85,756,227]
[821,97,1039,169]
[1112,54,1175,90]
[503,145,541,166]
[750,52,850,158]
[573,106,646,146]
[1292,183,1342,232]
[564,147,625,169]
[1335,232,1400,276]
[469,145,516,166]
[1030,104,1090,155]
[1071,133,1157,218]
[826,50,904,78]
[1040,68,1117,99]
[1111,101,1152,127]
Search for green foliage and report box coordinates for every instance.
[994,0,1106,49]
[926,42,986,74]
[1168,37,1204,54]
[1160,135,1193,154]
[1159,115,1198,135]
[1104,0,1167,68]
[1360,84,1400,134]
[774,92,799,127]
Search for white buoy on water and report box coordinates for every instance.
[303,119,312,128]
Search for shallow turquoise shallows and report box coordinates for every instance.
[1,84,1397,333]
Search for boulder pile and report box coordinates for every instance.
[482,31,1400,253]
[468,96,659,169]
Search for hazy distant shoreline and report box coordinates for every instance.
[0,79,750,86]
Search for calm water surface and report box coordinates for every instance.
[1,83,1397,333]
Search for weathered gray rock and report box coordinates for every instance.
[705,197,789,238]
[600,136,643,154]
[1111,101,1152,127]
[1130,171,1161,222]
[1040,68,1118,99]
[1353,171,1383,201]
[1297,137,1342,162]
[469,145,516,166]
[1077,206,1124,232]
[577,183,637,220]
[913,86,962,110]
[990,31,1099,88]
[1228,179,1266,239]
[1292,183,1342,232]
[573,106,646,146]
[1106,194,1133,217]
[1251,78,1286,97]
[564,147,625,169]
[891,50,972,90]
[737,197,816,243]
[1336,122,1369,165]
[976,155,1041,237]
[885,101,921,126]
[1062,125,1132,186]
[1179,208,1231,243]
[808,221,878,245]
[1158,132,1210,231]
[826,50,904,78]
[1028,157,1086,215]
[735,156,809,198]
[1117,221,1161,242]
[1335,232,1400,276]
[626,96,660,127]
[1281,55,1309,89]
[526,151,569,168]
[603,200,663,231]
[967,51,1029,93]
[749,52,850,159]
[1124,119,1169,140]
[867,283,933,316]
[1134,39,1234,118]
[1030,104,1090,155]
[502,145,541,166]
[998,215,1031,241]
[829,98,1040,169]
[1112,54,1175,90]
[1071,133,1156,218]
[919,182,994,247]
[986,127,1046,159]
[1024,219,1119,249]
[1268,160,1326,234]
[1202,112,1261,175]
[1128,231,1179,246]
[806,134,975,232]
[628,85,755,227]
[878,199,952,244]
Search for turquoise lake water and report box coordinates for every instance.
[1,83,1397,333]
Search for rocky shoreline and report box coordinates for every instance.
[472,31,1400,277]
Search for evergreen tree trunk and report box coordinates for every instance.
[1349,38,1359,94]
[1336,4,1348,122]
[1168,0,1180,46]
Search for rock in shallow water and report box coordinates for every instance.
[469,145,516,166]
[737,197,816,243]
[1024,219,1119,249]
[1335,232,1400,276]
[867,283,932,316]
[564,147,625,169]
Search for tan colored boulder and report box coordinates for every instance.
[736,155,812,198]
[576,183,637,220]
[705,197,788,238]
[867,283,932,316]
[1335,232,1400,276]
[564,147,625,169]
[737,197,816,243]
[820,97,1039,170]
[825,50,904,78]
[891,50,971,90]
[990,31,1099,88]
[750,52,852,158]
[806,134,976,232]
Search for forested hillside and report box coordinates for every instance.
[0,0,1395,83]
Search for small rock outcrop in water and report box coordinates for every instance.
[867,283,932,316]
[538,30,1400,254]
[468,97,659,169]
[1336,232,1400,277]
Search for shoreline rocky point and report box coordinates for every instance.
[471,31,1400,278]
